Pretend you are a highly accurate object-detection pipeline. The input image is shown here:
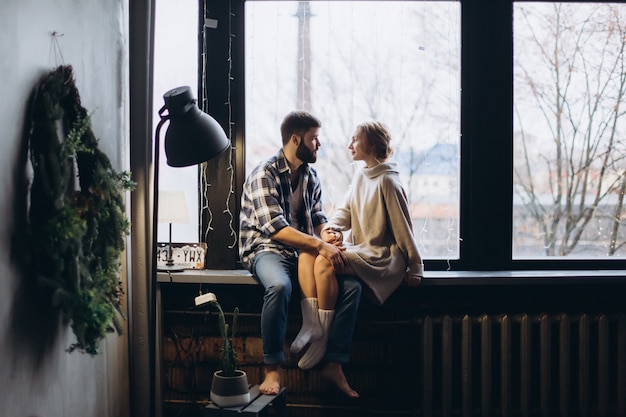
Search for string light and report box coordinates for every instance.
[224,0,237,249]
[200,1,214,243]
[201,0,237,250]
[201,164,214,241]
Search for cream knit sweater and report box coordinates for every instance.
[325,162,422,305]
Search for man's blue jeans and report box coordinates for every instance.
[251,251,362,365]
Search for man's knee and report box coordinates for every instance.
[265,279,293,302]
[339,275,362,299]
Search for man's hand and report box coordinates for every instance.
[318,240,347,270]
[271,226,347,270]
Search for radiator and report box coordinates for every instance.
[419,313,626,417]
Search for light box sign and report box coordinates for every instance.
[156,243,207,270]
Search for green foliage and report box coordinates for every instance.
[209,297,239,377]
[27,65,135,355]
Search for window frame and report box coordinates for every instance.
[199,0,626,272]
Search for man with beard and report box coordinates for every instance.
[239,111,362,398]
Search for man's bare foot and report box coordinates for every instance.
[320,362,359,398]
[259,364,281,395]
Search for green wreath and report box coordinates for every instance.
[27,65,135,355]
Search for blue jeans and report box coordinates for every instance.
[251,251,362,365]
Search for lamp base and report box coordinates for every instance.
[157,264,185,273]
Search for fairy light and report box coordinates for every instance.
[201,0,237,250]
[200,164,214,240]
[200,0,215,242]
[224,0,237,249]
[418,206,429,258]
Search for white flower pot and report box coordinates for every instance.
[209,369,251,407]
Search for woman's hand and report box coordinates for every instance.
[321,229,343,246]
[405,263,424,287]
[405,273,423,287]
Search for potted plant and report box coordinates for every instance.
[199,292,250,407]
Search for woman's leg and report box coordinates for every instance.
[322,274,362,397]
[290,250,323,353]
[297,250,317,298]
[324,274,361,363]
[313,254,339,310]
[320,362,359,398]
[298,255,339,369]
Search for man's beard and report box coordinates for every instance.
[296,140,317,163]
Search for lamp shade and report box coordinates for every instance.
[161,86,230,167]
[158,191,190,224]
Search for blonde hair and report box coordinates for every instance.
[356,121,393,161]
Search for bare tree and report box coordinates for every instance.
[244,2,461,255]
[609,171,626,255]
[514,4,626,256]
[310,3,460,205]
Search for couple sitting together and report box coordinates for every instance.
[238,110,424,398]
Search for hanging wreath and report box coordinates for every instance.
[27,65,135,355]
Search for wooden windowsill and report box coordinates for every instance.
[157,269,256,284]
[157,269,626,286]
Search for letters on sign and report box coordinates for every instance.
[156,243,207,270]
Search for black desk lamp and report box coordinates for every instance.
[152,86,230,277]
[150,86,229,417]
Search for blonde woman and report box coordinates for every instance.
[292,121,424,391]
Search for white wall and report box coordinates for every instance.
[0,1,130,416]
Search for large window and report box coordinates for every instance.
[154,0,200,244]
[198,0,626,271]
[513,3,626,259]
[244,2,461,260]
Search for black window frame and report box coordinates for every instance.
[199,0,626,272]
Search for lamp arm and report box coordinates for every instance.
[152,115,169,281]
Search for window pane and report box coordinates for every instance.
[513,3,626,258]
[154,0,199,244]
[245,1,461,260]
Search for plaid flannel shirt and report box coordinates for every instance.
[239,149,328,269]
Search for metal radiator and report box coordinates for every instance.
[419,313,626,417]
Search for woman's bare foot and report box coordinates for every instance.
[259,364,281,395]
[320,362,359,398]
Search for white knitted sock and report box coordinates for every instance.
[298,309,334,370]
[290,298,323,354]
